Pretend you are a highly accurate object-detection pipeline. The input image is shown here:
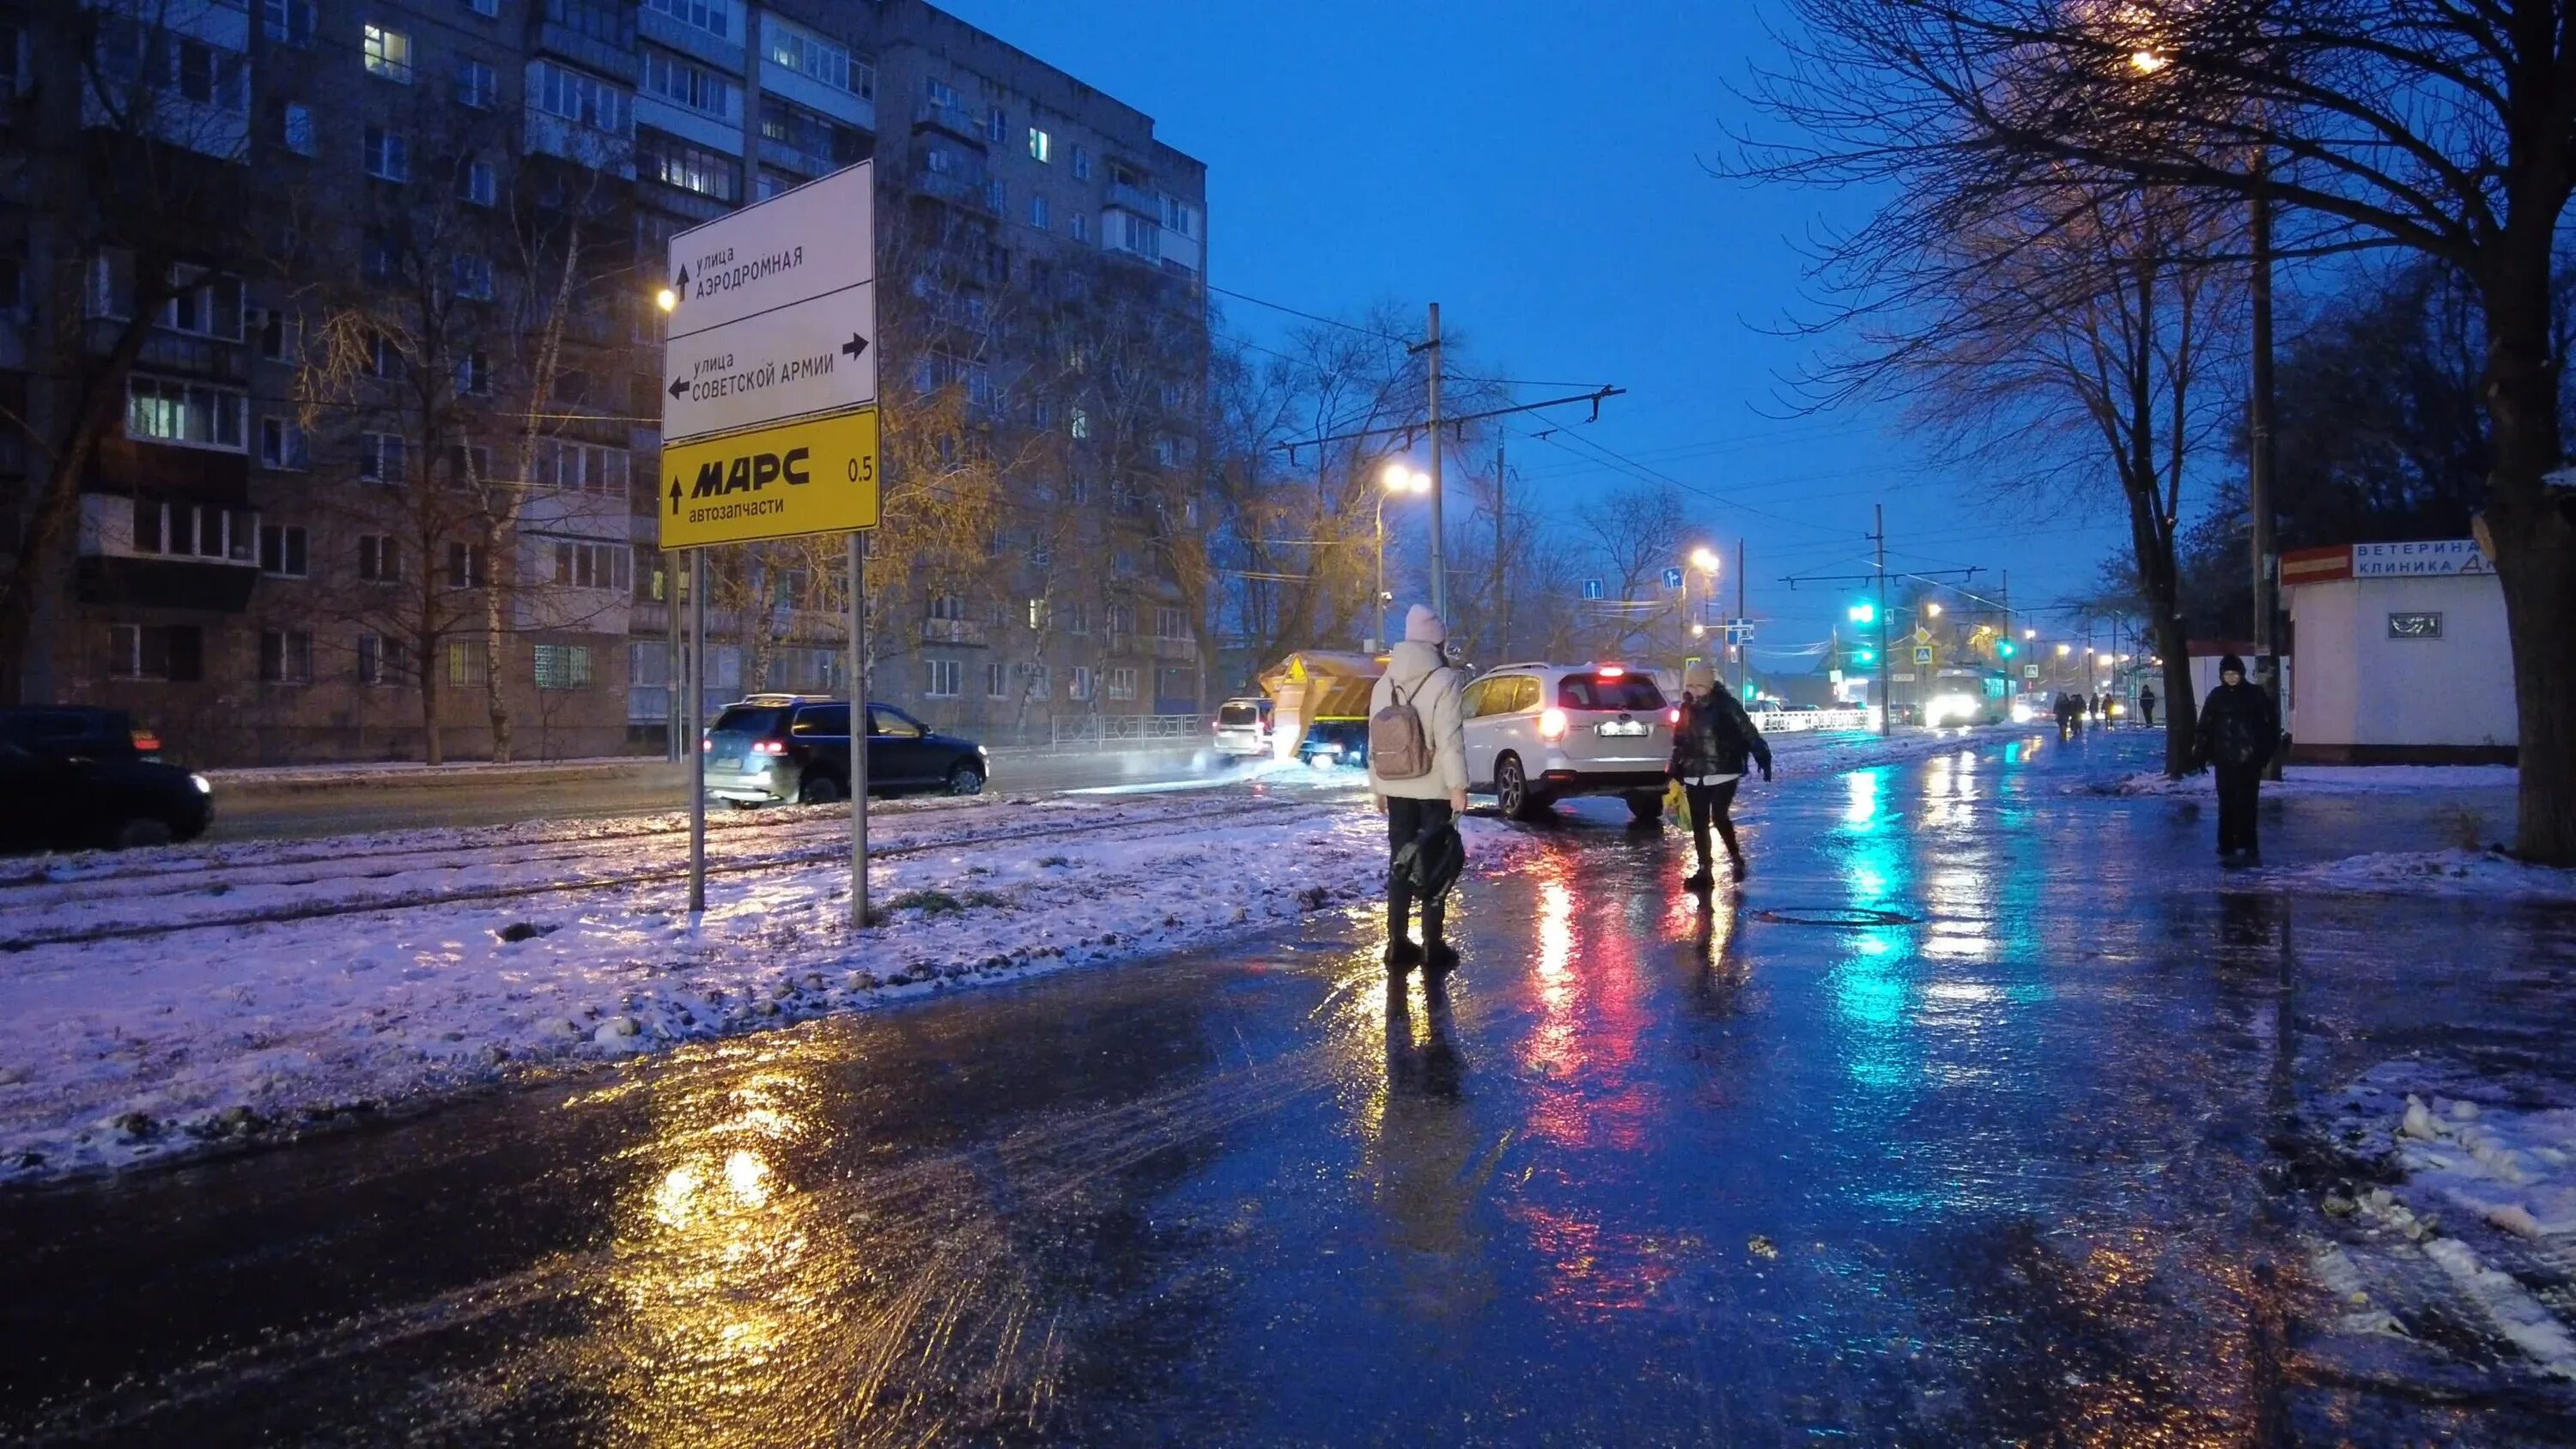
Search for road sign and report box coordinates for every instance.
[1914,646,1933,664]
[1582,579,1603,600]
[1893,673,1917,683]
[660,407,880,549]
[1662,566,1685,590]
[2024,664,2040,679]
[661,161,878,448]
[1725,622,1755,645]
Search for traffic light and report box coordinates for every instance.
[1847,602,1876,625]
[1855,648,1876,664]
[1997,640,2016,658]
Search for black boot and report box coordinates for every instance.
[1385,886,1421,967]
[1422,901,1456,972]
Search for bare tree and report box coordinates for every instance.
[1574,482,1691,661]
[1738,0,2576,857]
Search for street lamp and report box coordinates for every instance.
[1689,545,1722,575]
[1925,602,1942,618]
[1374,463,1431,650]
[655,287,678,312]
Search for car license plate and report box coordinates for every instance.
[1595,719,1648,737]
[713,755,743,770]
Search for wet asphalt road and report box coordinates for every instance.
[5,728,2573,1445]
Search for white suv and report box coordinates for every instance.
[1462,663,1674,822]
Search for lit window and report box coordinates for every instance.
[362,24,412,83]
[1028,127,1050,163]
[126,375,246,452]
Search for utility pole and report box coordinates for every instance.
[1874,503,1891,737]
[2249,152,2285,779]
[1424,302,1446,621]
[1492,437,1506,662]
[1735,538,1747,700]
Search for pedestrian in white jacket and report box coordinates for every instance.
[1369,604,1468,968]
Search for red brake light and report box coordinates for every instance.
[1539,707,1570,741]
[752,739,787,755]
[700,738,712,752]
[1596,664,1626,678]
[131,731,161,753]
[1667,707,1680,725]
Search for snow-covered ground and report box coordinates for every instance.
[2313,1062,2576,1381]
[2112,764,2518,797]
[2279,847,2576,903]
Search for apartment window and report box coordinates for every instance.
[127,376,246,452]
[642,50,731,117]
[356,634,391,685]
[362,24,413,82]
[647,0,731,39]
[107,624,203,682]
[985,662,1007,698]
[448,159,495,208]
[446,640,488,686]
[260,524,308,577]
[1028,127,1050,163]
[759,98,861,166]
[456,351,492,396]
[452,255,494,300]
[984,107,1006,144]
[454,58,496,108]
[1107,603,1135,636]
[1064,600,1091,635]
[263,0,314,46]
[1068,665,1093,701]
[1105,666,1139,702]
[361,232,398,282]
[927,594,969,621]
[640,131,738,202]
[532,440,629,494]
[1030,194,1049,231]
[131,499,254,561]
[550,539,630,591]
[258,417,307,470]
[173,39,249,112]
[258,629,313,684]
[155,268,244,340]
[1069,212,1087,244]
[368,331,404,379]
[255,307,299,361]
[924,658,962,698]
[1026,598,1049,630]
[1071,144,1090,179]
[769,22,868,96]
[985,179,1005,214]
[281,102,316,155]
[533,643,593,689]
[530,61,626,132]
[1069,409,1090,440]
[449,443,491,482]
[545,0,628,45]
[927,76,962,109]
[1161,195,1198,239]
[446,541,488,588]
[364,126,409,180]
[359,433,406,483]
[357,535,401,581]
[468,0,500,16]
[1156,607,1187,640]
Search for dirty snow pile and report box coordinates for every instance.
[2112,764,2517,797]
[2313,1062,2576,1379]
[0,797,1529,1183]
[2281,847,2576,903]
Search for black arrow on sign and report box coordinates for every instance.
[668,376,690,398]
[841,333,868,361]
[667,477,682,514]
[671,264,689,294]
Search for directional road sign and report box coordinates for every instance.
[659,161,878,549]
[1724,622,1754,645]
[1582,579,1603,601]
[1662,567,1685,590]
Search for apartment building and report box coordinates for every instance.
[0,0,1209,763]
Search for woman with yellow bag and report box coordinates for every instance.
[1668,663,1771,890]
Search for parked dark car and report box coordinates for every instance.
[0,706,213,851]
[701,694,988,805]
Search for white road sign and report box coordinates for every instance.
[663,160,877,444]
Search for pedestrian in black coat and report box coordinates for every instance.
[2193,653,2281,865]
[2138,684,2158,727]
[1668,663,1771,890]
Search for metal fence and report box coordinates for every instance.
[1753,706,1877,734]
[1046,712,1209,750]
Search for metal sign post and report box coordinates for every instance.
[659,161,880,926]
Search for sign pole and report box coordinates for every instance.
[688,547,706,913]
[848,531,868,929]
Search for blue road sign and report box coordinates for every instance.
[1582,579,1603,601]
[1662,567,1685,590]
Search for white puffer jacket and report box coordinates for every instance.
[1366,640,1467,799]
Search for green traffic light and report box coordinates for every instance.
[1998,641,2016,657]
[1847,602,1875,624]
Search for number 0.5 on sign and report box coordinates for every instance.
[659,407,879,549]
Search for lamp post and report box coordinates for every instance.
[1375,463,1430,650]
[1685,544,1721,670]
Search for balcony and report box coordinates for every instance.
[536,21,637,83]
[921,617,988,647]
[910,166,991,213]
[758,135,837,179]
[1151,635,1197,662]
[1105,179,1157,216]
[638,9,742,73]
[87,318,249,385]
[913,98,984,144]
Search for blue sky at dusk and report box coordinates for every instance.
[939,0,2136,658]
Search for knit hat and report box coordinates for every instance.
[1403,604,1446,645]
[2219,653,2246,677]
[1684,662,1716,694]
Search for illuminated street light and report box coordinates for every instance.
[655,287,678,312]
[2129,49,2169,74]
[1372,464,1431,649]
[1925,602,1943,618]
[2056,643,2071,657]
[2023,627,2037,640]
[1381,462,1430,495]
[1688,545,1721,575]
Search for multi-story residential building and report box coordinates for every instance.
[0,0,1208,763]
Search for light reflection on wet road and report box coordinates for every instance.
[5,728,2573,1444]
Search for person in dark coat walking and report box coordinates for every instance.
[2194,653,2281,865]
[1668,662,1771,889]
[2137,683,2158,727]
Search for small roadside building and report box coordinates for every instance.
[2279,538,2516,764]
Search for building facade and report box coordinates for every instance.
[2281,538,2517,764]
[0,0,1210,764]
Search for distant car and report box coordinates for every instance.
[1461,663,1674,822]
[1295,718,1370,768]
[0,706,212,851]
[1211,696,1275,759]
[702,694,988,805]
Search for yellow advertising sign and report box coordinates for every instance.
[658,406,879,549]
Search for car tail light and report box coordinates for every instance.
[1667,707,1680,725]
[1539,707,1569,741]
[1596,664,1626,678]
[751,739,788,755]
[700,738,713,752]
[131,730,162,754]
[1212,718,1222,732]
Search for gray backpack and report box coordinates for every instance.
[1370,672,1440,780]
